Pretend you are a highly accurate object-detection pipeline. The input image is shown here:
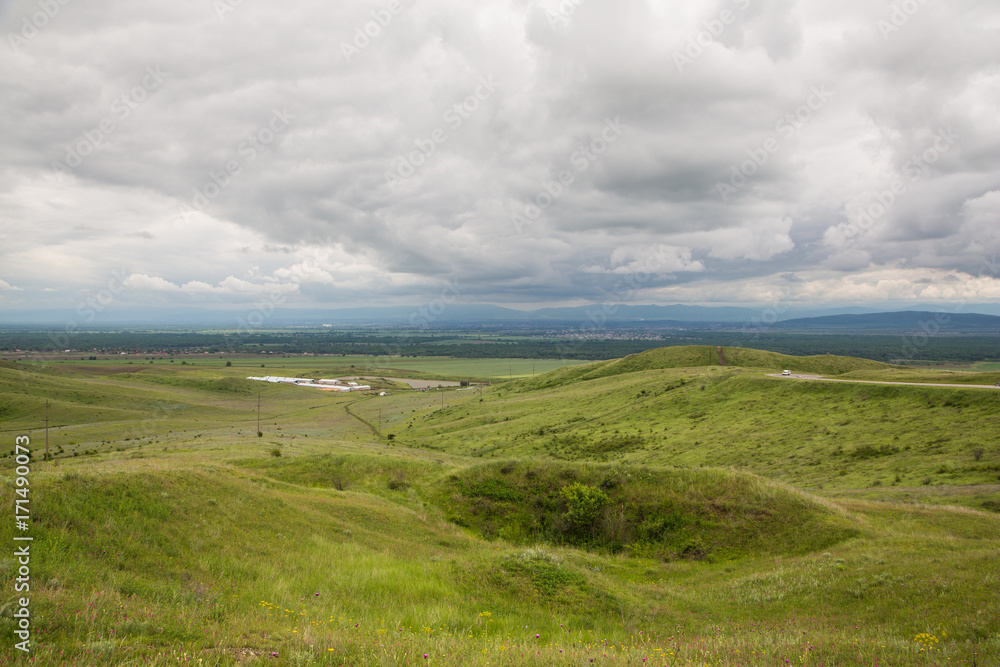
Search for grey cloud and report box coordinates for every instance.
[1,0,999,311]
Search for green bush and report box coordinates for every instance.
[467,478,524,502]
[560,482,610,532]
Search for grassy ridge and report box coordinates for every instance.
[513,346,893,391]
[394,368,1000,495]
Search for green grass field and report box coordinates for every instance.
[1,346,998,665]
[8,355,588,381]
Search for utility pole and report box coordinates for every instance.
[378,409,382,437]
[45,400,49,461]
[257,392,261,436]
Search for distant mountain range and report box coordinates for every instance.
[772,311,1000,332]
[2,304,1000,328]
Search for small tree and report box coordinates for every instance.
[560,483,610,536]
[226,361,232,367]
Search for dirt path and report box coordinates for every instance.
[343,396,379,437]
[717,346,727,366]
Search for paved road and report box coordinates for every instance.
[767,373,1000,390]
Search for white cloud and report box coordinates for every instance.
[122,274,181,292]
[123,273,300,297]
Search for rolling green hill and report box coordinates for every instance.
[1,350,999,664]
[514,345,893,391]
[3,427,999,665]
[389,366,1000,493]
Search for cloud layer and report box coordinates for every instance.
[1,0,998,314]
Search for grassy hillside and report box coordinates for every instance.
[1,350,999,664]
[2,444,999,665]
[391,367,1000,495]
[429,460,859,560]
[237,453,860,560]
[514,345,893,391]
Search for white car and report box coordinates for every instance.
[781,370,791,376]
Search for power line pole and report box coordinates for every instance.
[378,409,382,437]
[45,400,49,461]
[257,392,261,436]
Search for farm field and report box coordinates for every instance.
[5,355,589,382]
[0,346,998,665]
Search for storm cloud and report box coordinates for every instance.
[1,0,998,314]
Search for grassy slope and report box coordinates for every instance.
[393,367,1000,495]
[0,350,999,664]
[516,346,893,391]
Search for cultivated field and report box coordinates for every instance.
[2,355,588,381]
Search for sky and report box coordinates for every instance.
[1,0,999,319]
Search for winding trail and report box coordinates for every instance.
[717,346,727,366]
[343,396,379,437]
